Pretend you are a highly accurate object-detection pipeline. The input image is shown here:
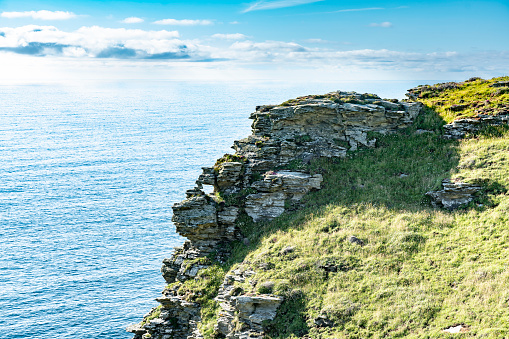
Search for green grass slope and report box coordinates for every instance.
[408,76,509,123]
[173,77,509,338]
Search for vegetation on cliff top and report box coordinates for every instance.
[176,77,509,338]
[408,76,509,123]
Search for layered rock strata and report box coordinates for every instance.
[129,91,423,339]
[443,113,509,139]
[426,180,482,210]
[215,268,284,339]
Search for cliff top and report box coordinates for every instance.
[407,76,509,122]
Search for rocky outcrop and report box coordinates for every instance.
[426,180,482,209]
[245,171,322,222]
[128,294,202,339]
[490,81,509,88]
[237,92,422,172]
[128,90,423,339]
[443,113,509,139]
[215,269,283,339]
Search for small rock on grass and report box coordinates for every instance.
[443,324,469,333]
[348,236,365,246]
[280,246,295,255]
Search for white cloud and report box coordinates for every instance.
[230,40,306,52]
[212,33,247,40]
[242,0,323,13]
[0,25,192,59]
[0,24,506,83]
[153,19,213,26]
[370,22,393,28]
[62,46,87,57]
[224,40,308,61]
[230,21,240,25]
[122,17,144,24]
[2,49,507,85]
[304,38,330,44]
[0,10,76,20]
[76,26,180,41]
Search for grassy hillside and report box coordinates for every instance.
[173,77,509,338]
[408,76,509,123]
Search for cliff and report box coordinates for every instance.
[129,77,509,338]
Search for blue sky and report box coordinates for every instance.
[0,0,507,83]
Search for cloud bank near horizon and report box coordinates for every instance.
[0,25,197,59]
[0,24,506,76]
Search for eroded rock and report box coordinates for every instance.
[489,81,509,88]
[427,180,481,209]
[214,269,283,339]
[216,161,244,193]
[238,97,422,169]
[245,171,322,222]
[443,113,509,139]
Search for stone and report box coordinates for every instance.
[319,263,339,273]
[217,206,240,225]
[314,315,334,328]
[238,98,422,169]
[443,113,509,139]
[489,81,509,88]
[443,324,469,333]
[213,269,283,338]
[244,192,286,222]
[197,167,216,186]
[233,295,283,328]
[378,100,402,111]
[415,129,433,135]
[450,104,469,111]
[348,235,365,246]
[172,196,217,237]
[216,161,244,193]
[280,246,295,255]
[245,171,322,222]
[126,324,146,335]
[427,180,481,209]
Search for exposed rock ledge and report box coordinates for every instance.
[128,90,424,339]
[426,180,482,210]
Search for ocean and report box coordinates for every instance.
[0,80,435,338]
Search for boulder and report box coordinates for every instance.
[427,180,481,209]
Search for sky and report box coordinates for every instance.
[0,0,507,83]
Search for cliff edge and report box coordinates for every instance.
[129,77,509,338]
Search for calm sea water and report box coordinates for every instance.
[0,80,434,338]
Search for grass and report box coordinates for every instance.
[213,153,247,172]
[279,92,383,107]
[176,77,509,338]
[140,305,162,327]
[411,76,509,123]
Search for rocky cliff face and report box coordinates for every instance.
[127,90,423,339]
